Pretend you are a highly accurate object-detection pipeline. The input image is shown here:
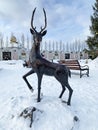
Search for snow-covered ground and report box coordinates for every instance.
[0,58,98,130]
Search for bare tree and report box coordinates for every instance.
[6,36,8,48]
[49,40,51,51]
[59,40,63,52]
[27,35,29,50]
[66,42,69,52]
[0,33,4,48]
[21,33,25,47]
[56,41,58,51]
[44,41,47,51]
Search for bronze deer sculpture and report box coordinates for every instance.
[23,8,73,105]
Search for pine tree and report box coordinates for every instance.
[86,0,98,59]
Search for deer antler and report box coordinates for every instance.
[31,8,37,32]
[40,8,47,33]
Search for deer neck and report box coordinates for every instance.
[30,42,41,63]
[33,45,40,57]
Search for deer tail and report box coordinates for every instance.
[68,69,71,78]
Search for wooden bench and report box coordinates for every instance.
[58,60,89,78]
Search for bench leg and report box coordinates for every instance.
[80,70,82,78]
[80,69,89,78]
[87,69,89,77]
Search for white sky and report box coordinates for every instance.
[0,0,95,43]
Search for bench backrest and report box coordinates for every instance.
[58,60,81,70]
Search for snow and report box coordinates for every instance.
[0,58,98,130]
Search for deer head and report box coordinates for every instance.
[30,8,47,45]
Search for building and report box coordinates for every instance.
[0,35,29,61]
[41,50,88,61]
[0,47,28,60]
[0,34,88,61]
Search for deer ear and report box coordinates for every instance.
[41,30,47,36]
[30,28,35,34]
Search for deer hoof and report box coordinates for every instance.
[67,102,71,106]
[30,88,34,93]
[37,98,41,102]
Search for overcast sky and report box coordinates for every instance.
[0,0,95,43]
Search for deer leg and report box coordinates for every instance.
[23,69,35,92]
[66,84,73,105]
[54,72,66,98]
[37,74,43,102]
[59,85,66,98]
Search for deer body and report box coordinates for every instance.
[29,42,69,76]
[23,8,73,105]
